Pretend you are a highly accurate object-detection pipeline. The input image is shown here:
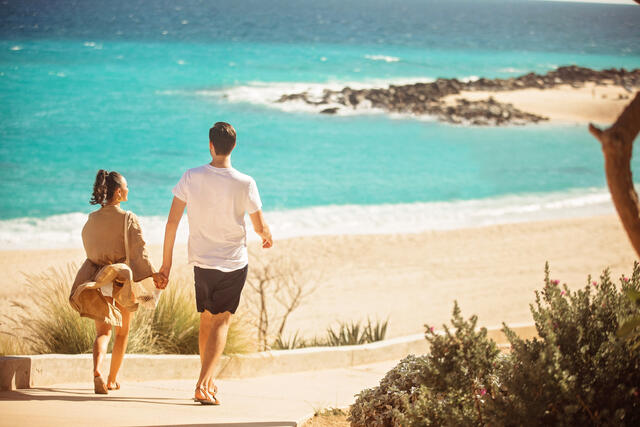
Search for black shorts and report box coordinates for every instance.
[193,265,248,314]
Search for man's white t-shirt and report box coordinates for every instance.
[172,164,262,272]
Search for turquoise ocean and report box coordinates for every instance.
[1,0,639,248]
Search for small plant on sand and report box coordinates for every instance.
[349,263,640,426]
[326,318,389,346]
[0,264,252,355]
[271,318,388,350]
[244,250,317,350]
[303,407,349,427]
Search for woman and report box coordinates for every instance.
[69,170,165,394]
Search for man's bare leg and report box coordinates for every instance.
[198,311,217,393]
[195,310,231,402]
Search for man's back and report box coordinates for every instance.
[173,164,262,271]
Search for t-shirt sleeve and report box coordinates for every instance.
[246,178,262,214]
[172,171,189,203]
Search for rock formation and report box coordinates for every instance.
[276,66,640,125]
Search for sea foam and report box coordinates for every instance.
[0,188,616,250]
[157,77,442,116]
[364,54,400,62]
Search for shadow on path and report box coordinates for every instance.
[139,424,297,427]
[0,388,194,407]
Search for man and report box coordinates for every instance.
[158,122,272,405]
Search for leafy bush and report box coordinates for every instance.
[349,263,640,426]
[492,263,640,426]
[349,305,502,426]
[0,264,252,355]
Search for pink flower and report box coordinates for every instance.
[623,277,630,283]
[551,280,560,285]
[592,281,598,287]
[561,291,566,296]
[430,326,435,333]
[480,388,487,396]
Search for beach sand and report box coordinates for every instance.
[1,215,636,340]
[442,83,636,125]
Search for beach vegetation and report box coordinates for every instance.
[272,318,388,350]
[0,264,252,355]
[349,263,640,426]
[304,406,349,427]
[302,407,349,427]
[244,250,317,351]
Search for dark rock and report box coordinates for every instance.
[274,66,639,126]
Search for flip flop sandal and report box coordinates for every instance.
[94,375,108,395]
[107,381,120,390]
[194,388,220,405]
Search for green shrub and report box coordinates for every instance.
[492,263,640,426]
[349,263,640,426]
[0,263,252,355]
[349,304,502,426]
[348,354,431,426]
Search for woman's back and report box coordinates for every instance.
[82,205,127,267]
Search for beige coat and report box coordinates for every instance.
[69,205,155,326]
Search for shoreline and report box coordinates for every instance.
[442,82,636,125]
[0,186,618,250]
[1,214,636,339]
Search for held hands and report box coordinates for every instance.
[152,271,169,290]
[153,263,171,289]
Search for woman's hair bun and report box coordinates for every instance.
[90,169,123,205]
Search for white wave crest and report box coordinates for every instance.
[165,77,438,116]
[0,188,616,250]
[365,54,400,62]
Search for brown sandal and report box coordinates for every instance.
[94,375,108,395]
[194,387,220,405]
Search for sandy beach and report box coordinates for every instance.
[1,214,636,341]
[443,83,636,125]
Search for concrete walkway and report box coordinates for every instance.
[0,360,396,427]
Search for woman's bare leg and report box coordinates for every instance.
[107,301,131,388]
[93,319,112,378]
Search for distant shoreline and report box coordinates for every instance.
[275,66,640,125]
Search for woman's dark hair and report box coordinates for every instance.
[90,170,124,205]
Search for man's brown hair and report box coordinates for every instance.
[209,122,236,155]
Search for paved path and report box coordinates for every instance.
[0,360,396,427]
